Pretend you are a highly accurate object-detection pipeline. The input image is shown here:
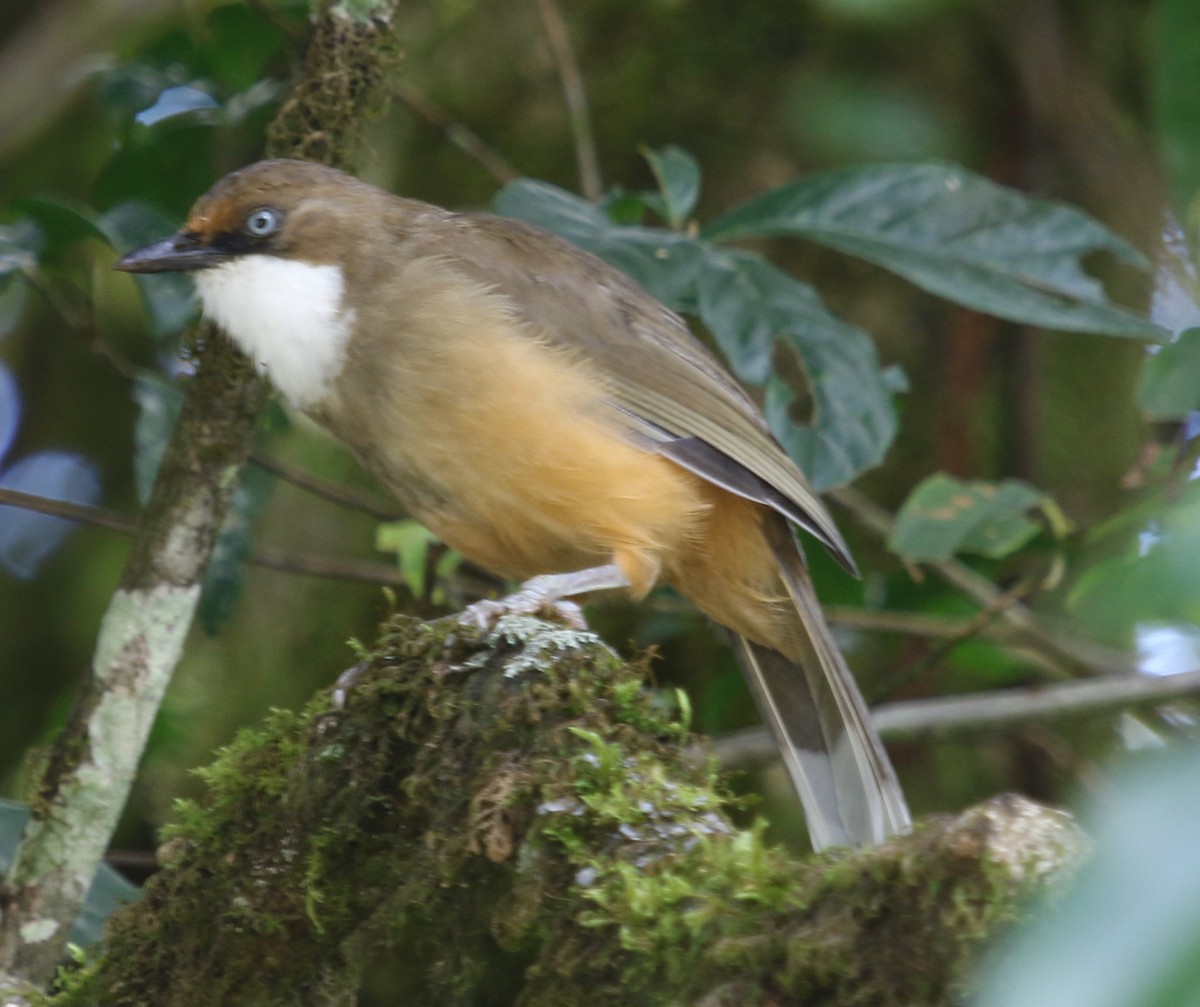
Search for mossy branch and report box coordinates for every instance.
[54,615,1083,1007]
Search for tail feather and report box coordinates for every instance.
[733,524,911,849]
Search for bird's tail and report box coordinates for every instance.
[731,521,910,850]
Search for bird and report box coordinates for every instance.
[115,158,910,850]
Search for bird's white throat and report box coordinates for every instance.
[193,255,355,410]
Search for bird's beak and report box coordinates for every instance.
[114,232,229,274]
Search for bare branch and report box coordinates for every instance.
[713,669,1200,770]
[534,0,602,200]
[394,80,518,184]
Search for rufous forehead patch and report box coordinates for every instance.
[185,196,245,239]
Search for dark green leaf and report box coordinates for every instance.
[11,197,110,260]
[203,4,288,92]
[977,748,1200,1007]
[132,371,183,505]
[1139,327,1200,419]
[704,163,1164,340]
[697,252,898,488]
[643,145,701,227]
[105,203,198,337]
[494,179,900,487]
[0,799,139,947]
[1152,0,1200,221]
[890,474,1045,561]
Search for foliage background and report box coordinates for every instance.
[0,0,1195,879]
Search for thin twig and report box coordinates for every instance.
[394,80,518,184]
[249,451,398,521]
[534,0,602,200]
[830,485,1138,677]
[713,668,1200,769]
[0,486,405,588]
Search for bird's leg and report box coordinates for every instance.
[460,563,632,631]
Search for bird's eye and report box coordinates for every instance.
[244,208,281,237]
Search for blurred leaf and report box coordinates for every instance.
[377,519,439,600]
[133,85,219,127]
[704,162,1165,340]
[376,519,460,604]
[1070,481,1200,633]
[200,465,273,633]
[0,799,139,947]
[132,370,183,505]
[643,145,701,228]
[976,746,1200,1007]
[11,197,110,261]
[105,203,198,337]
[1152,0,1200,223]
[0,362,19,462]
[0,452,101,579]
[785,74,959,163]
[890,474,1045,562]
[0,219,42,276]
[1139,327,1200,419]
[0,274,28,341]
[93,126,215,218]
[203,5,288,92]
[494,178,899,488]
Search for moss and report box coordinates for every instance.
[52,614,1081,1006]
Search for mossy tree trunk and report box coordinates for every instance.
[55,615,1082,1007]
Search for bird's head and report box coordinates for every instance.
[115,159,393,408]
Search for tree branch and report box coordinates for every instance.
[713,669,1200,770]
[831,485,1138,678]
[534,0,602,201]
[50,615,1082,1007]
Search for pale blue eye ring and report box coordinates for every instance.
[245,208,280,237]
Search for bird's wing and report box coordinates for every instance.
[425,212,855,571]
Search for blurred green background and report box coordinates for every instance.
[0,0,1197,873]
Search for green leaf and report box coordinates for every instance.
[643,145,701,228]
[976,748,1200,1007]
[1152,0,1200,223]
[889,474,1046,562]
[697,251,898,489]
[376,519,460,603]
[0,799,139,947]
[203,4,288,92]
[1070,481,1200,633]
[12,197,110,261]
[1139,327,1200,419]
[494,178,900,488]
[704,162,1165,341]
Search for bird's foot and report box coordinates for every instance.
[459,565,631,633]
[460,576,589,632]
